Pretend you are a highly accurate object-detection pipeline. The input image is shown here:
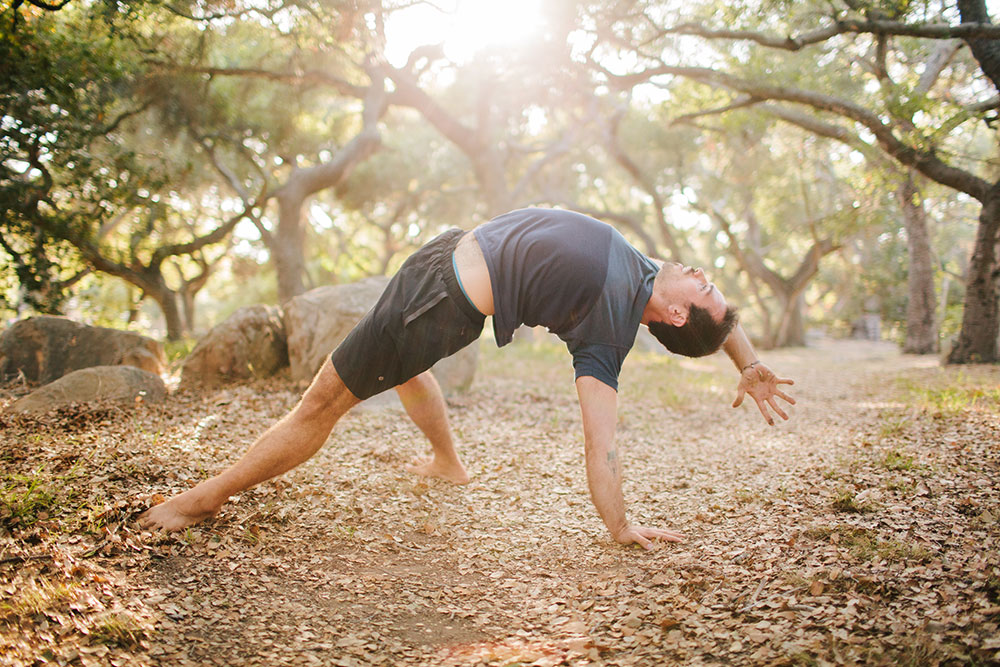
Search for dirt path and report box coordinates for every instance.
[2,339,998,665]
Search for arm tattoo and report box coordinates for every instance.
[606,450,618,476]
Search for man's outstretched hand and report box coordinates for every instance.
[615,525,684,550]
[732,362,796,426]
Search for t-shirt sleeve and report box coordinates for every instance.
[570,342,626,391]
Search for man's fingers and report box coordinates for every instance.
[753,397,774,425]
[647,529,684,543]
[621,529,653,550]
[767,397,789,421]
[732,387,746,408]
[625,527,685,549]
[777,378,795,386]
[776,389,796,405]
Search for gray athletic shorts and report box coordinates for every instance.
[331,228,485,400]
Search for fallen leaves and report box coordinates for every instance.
[1,341,998,665]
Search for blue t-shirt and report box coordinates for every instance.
[473,208,659,390]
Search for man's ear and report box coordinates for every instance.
[667,304,688,327]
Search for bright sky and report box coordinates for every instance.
[382,0,545,66]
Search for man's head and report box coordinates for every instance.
[646,262,739,357]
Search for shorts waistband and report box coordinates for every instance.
[429,229,486,325]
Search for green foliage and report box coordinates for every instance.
[806,524,933,563]
[0,453,90,531]
[878,413,908,438]
[0,470,59,528]
[0,6,138,311]
[882,449,916,471]
[897,374,1000,416]
[164,337,198,364]
[1,4,185,313]
[0,577,78,619]
[90,612,151,647]
[0,0,992,352]
[832,488,877,513]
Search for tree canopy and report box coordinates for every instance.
[1,0,997,361]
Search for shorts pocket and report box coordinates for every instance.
[401,290,448,327]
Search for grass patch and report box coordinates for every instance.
[877,414,909,438]
[882,449,916,471]
[480,336,726,410]
[896,373,1000,417]
[0,578,77,619]
[831,488,876,514]
[734,488,768,505]
[0,471,60,528]
[164,337,198,364]
[885,477,914,494]
[0,457,91,530]
[90,611,151,647]
[805,525,934,563]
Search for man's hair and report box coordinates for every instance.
[648,304,739,357]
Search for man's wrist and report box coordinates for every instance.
[741,360,760,373]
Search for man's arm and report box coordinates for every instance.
[575,376,683,549]
[722,323,796,425]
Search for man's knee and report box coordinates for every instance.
[298,359,359,418]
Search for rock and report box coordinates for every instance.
[6,366,166,415]
[430,340,479,394]
[284,277,390,384]
[0,316,165,385]
[180,305,288,389]
[283,278,478,394]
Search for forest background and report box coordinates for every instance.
[2,0,1000,364]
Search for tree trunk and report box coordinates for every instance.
[180,289,196,335]
[897,173,939,353]
[147,286,184,341]
[949,0,1000,363]
[268,77,386,303]
[753,299,775,347]
[775,293,806,347]
[948,181,1000,363]
[274,187,309,302]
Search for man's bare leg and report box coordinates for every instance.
[139,359,360,531]
[397,371,470,484]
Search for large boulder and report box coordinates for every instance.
[284,277,390,384]
[283,278,478,394]
[180,305,288,389]
[0,316,165,385]
[6,366,166,415]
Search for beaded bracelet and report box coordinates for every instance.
[741,360,760,373]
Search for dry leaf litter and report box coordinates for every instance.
[1,338,998,666]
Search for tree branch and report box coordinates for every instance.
[604,65,992,201]
[146,62,369,99]
[655,19,1000,51]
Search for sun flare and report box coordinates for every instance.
[384,0,545,66]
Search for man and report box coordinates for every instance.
[141,208,795,549]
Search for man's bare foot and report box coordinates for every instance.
[139,485,223,531]
[405,457,471,485]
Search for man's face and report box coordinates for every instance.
[664,262,728,321]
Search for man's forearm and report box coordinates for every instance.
[585,439,630,539]
[576,376,630,540]
[723,323,758,371]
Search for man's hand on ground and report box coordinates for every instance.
[614,525,684,550]
[732,362,796,426]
